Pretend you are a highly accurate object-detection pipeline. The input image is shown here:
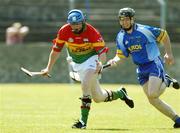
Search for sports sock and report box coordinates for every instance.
[80,95,91,124]
[112,89,124,100]
[80,108,90,124]
[104,89,124,102]
[175,117,180,123]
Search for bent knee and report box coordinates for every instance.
[147,91,159,99]
[148,97,159,105]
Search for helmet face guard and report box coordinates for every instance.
[67,9,85,24]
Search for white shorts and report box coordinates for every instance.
[71,55,99,80]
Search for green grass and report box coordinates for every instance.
[0,84,180,133]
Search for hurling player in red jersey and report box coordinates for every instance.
[41,9,134,129]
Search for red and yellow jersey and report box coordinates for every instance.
[52,23,107,63]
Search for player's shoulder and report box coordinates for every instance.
[86,23,95,29]
[86,23,99,33]
[136,23,156,30]
[117,29,125,39]
[58,23,71,32]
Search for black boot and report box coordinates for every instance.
[120,88,134,108]
[72,120,86,129]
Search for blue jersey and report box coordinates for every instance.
[116,23,167,65]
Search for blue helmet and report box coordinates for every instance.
[67,9,85,24]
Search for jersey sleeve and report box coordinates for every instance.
[52,27,66,52]
[116,49,126,58]
[90,27,108,55]
[146,26,167,43]
[116,33,129,58]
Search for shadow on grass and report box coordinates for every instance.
[87,128,129,131]
[87,127,175,131]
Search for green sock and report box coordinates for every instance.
[80,108,90,124]
[80,95,91,124]
[112,89,124,100]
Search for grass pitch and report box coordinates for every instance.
[0,84,180,133]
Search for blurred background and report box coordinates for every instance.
[0,0,179,83]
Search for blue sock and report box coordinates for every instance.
[175,117,180,123]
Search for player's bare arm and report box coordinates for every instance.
[107,55,127,67]
[41,50,60,75]
[161,31,174,65]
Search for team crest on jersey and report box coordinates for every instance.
[83,38,89,43]
[68,38,74,42]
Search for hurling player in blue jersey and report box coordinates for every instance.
[108,7,180,128]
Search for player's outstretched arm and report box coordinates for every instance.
[107,55,122,67]
[41,50,60,75]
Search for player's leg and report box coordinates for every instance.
[147,76,164,98]
[90,74,134,108]
[143,76,180,128]
[138,57,175,97]
[72,94,91,129]
[138,58,180,128]
[71,55,100,129]
[143,78,166,98]
[72,69,93,129]
[155,76,180,128]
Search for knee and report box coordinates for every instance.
[147,90,160,105]
[148,91,159,99]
